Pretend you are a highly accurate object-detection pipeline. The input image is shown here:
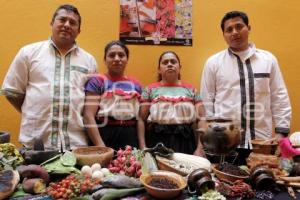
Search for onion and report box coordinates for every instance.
[81,165,92,177]
[91,163,101,172]
[100,168,111,176]
[92,171,104,182]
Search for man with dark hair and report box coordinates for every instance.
[220,11,248,32]
[200,11,291,164]
[1,4,97,151]
[51,4,82,30]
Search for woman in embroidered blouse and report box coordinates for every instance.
[138,51,206,156]
[83,41,142,150]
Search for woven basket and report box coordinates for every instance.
[73,146,114,167]
[251,139,278,155]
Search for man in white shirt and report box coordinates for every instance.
[200,11,291,164]
[1,4,97,151]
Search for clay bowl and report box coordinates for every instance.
[72,146,114,167]
[212,164,249,183]
[140,170,187,199]
[251,139,278,155]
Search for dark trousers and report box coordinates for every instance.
[234,148,252,166]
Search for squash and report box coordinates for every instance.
[0,170,20,200]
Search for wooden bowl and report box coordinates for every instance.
[212,164,249,183]
[251,139,278,155]
[155,156,188,176]
[140,170,187,199]
[73,146,114,167]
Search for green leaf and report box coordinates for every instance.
[100,188,144,200]
[41,153,80,174]
[71,195,92,200]
[10,184,30,198]
[40,154,61,166]
[61,150,77,166]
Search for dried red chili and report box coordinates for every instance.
[217,180,255,199]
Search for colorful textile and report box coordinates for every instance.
[85,74,142,120]
[279,137,300,158]
[141,81,201,124]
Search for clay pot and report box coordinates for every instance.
[187,168,215,195]
[0,131,10,144]
[250,166,275,190]
[199,119,241,154]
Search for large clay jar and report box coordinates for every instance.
[200,118,241,154]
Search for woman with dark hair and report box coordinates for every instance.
[83,41,142,150]
[138,51,206,156]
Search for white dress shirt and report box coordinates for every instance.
[1,40,97,151]
[200,44,291,148]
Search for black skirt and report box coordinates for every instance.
[99,125,139,151]
[146,123,196,154]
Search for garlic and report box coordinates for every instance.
[81,165,92,177]
[91,163,101,172]
[100,168,111,176]
[92,170,104,182]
